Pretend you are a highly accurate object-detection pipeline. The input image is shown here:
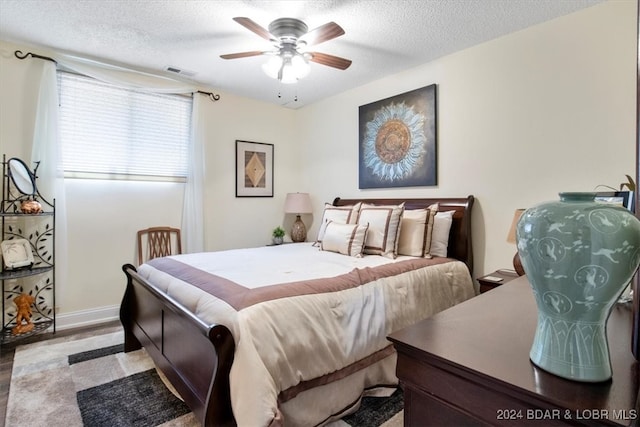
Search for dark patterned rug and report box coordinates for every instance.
[6,330,403,426]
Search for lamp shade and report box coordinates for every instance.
[284,192,312,214]
[507,208,526,276]
[507,209,526,244]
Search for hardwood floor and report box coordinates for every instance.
[0,320,121,424]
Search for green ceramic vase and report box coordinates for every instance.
[516,192,640,382]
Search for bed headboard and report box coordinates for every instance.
[332,195,475,273]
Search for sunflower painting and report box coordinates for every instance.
[358,84,437,189]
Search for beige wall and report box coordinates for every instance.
[297,0,636,278]
[0,0,636,327]
[0,41,300,327]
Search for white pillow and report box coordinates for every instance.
[315,203,361,245]
[397,204,438,257]
[320,221,369,257]
[358,203,404,258]
[429,210,454,258]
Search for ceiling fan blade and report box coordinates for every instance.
[233,17,273,41]
[220,51,264,60]
[309,52,352,70]
[301,22,345,46]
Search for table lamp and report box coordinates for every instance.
[507,209,526,276]
[284,192,312,242]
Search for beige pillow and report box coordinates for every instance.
[397,204,439,257]
[320,221,369,257]
[358,203,404,258]
[315,203,362,245]
[429,209,454,258]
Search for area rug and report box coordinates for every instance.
[5,329,403,426]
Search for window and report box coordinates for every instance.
[57,71,191,181]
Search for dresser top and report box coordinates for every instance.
[388,276,639,419]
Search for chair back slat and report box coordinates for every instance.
[137,226,182,265]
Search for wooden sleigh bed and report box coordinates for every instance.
[120,196,475,426]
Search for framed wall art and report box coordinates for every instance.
[359,84,437,189]
[236,140,274,197]
[1,238,34,269]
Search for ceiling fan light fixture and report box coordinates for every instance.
[224,16,350,83]
[291,54,310,78]
[279,60,299,84]
[262,55,284,79]
[263,52,310,84]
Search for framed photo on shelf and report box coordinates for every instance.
[1,238,34,269]
[235,140,274,197]
[594,190,634,212]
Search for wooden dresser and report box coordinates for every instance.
[388,276,639,426]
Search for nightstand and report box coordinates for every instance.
[477,269,519,293]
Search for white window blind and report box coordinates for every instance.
[57,71,191,181]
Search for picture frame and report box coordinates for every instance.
[1,238,34,269]
[594,190,634,212]
[235,140,274,197]
[358,84,437,189]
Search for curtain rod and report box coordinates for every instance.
[196,90,221,102]
[14,50,57,64]
[14,50,221,102]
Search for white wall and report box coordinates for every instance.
[297,0,636,278]
[0,0,636,326]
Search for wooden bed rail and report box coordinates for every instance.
[120,264,236,426]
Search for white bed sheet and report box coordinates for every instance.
[165,242,416,288]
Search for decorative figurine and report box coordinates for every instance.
[20,199,42,214]
[12,293,35,335]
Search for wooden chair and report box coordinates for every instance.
[137,226,182,265]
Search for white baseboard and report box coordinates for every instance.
[56,305,120,331]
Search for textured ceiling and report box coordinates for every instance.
[0,0,604,108]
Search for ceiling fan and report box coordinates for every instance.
[220,17,352,84]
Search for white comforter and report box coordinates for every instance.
[138,243,475,426]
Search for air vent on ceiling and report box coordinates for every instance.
[164,66,197,78]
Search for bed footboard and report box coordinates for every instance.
[120,264,236,426]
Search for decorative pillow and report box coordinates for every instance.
[358,203,404,258]
[320,221,369,257]
[315,203,361,245]
[397,204,439,257]
[429,210,454,258]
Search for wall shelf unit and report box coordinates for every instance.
[1,155,55,344]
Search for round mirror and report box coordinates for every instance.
[8,158,36,196]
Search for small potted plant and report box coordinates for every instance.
[596,174,636,192]
[272,226,285,245]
